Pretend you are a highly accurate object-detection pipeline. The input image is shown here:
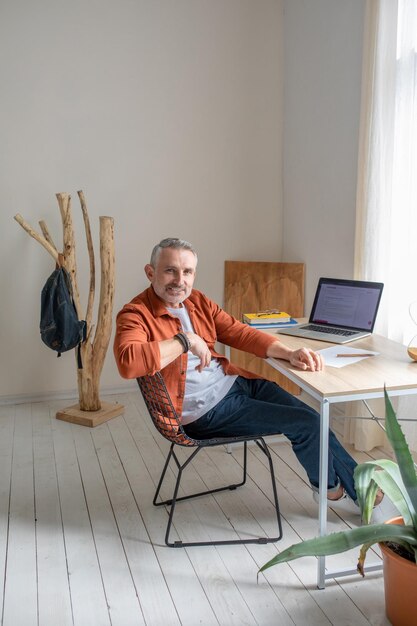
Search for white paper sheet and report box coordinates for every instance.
[317,345,379,368]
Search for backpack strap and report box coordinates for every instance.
[77,344,83,369]
[57,344,83,367]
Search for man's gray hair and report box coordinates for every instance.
[150,238,198,267]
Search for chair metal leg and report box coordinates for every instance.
[154,443,247,508]
[153,439,282,547]
[152,443,176,507]
[255,438,283,543]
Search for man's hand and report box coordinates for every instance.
[266,340,324,372]
[186,332,211,372]
[288,347,324,371]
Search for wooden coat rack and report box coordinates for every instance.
[14,191,124,427]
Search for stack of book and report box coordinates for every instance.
[242,310,298,329]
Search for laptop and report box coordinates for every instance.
[277,277,384,344]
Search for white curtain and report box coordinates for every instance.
[346,0,417,452]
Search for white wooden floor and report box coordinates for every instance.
[0,392,395,626]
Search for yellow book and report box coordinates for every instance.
[243,311,291,325]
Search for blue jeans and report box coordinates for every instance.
[183,377,357,501]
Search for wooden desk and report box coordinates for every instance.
[265,327,417,588]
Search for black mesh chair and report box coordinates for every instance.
[137,372,283,547]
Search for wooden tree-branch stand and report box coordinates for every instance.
[14,191,124,427]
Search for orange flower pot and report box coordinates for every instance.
[379,517,417,626]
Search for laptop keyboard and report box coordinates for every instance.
[303,324,357,336]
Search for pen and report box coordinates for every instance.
[336,353,375,358]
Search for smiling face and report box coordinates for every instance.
[145,246,197,308]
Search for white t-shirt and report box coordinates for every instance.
[167,306,237,425]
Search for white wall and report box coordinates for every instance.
[0,0,284,399]
[282,0,365,311]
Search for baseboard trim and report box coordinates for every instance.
[0,381,137,406]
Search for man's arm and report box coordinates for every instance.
[114,306,213,378]
[114,306,177,379]
[159,338,186,368]
[212,303,323,371]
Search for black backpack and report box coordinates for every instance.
[40,266,87,362]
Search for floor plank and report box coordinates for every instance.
[32,403,73,626]
[0,406,15,623]
[3,404,37,626]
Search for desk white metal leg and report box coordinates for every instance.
[317,397,383,588]
[318,398,330,589]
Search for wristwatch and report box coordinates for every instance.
[173,332,191,353]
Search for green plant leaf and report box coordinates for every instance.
[384,388,417,527]
[355,459,413,525]
[258,524,417,574]
[371,469,412,525]
[357,535,415,575]
[354,463,379,523]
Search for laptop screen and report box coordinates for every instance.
[310,278,384,331]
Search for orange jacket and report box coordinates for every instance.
[114,286,277,415]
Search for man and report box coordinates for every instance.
[114,237,359,504]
